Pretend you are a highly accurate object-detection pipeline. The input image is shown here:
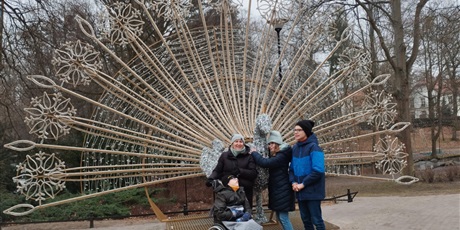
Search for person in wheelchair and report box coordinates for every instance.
[211,174,251,223]
[208,174,262,230]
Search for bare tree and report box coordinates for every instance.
[354,0,429,175]
[440,6,460,141]
[0,0,104,192]
[418,8,446,158]
[1,1,103,124]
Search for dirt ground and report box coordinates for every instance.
[1,217,162,230]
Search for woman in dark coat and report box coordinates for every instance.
[207,134,258,208]
[250,130,295,230]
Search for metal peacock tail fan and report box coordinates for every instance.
[3,0,417,217]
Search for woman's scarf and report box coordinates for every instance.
[231,147,245,157]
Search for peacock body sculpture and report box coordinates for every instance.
[3,0,417,218]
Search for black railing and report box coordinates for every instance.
[0,208,210,229]
[323,189,358,203]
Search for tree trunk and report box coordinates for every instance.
[368,5,379,148]
[391,0,414,175]
[0,0,4,69]
[447,64,459,141]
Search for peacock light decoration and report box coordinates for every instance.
[3,0,418,220]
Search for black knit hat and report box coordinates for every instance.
[221,174,236,186]
[296,120,315,136]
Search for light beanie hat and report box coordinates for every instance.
[231,133,245,144]
[267,130,283,145]
[230,133,245,156]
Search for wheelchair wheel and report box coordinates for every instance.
[207,223,226,230]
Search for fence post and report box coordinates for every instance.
[89,213,94,228]
[183,178,188,215]
[347,189,352,203]
[183,204,189,215]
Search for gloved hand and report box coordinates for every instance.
[236,212,251,222]
[210,179,221,189]
[205,178,213,187]
[231,168,240,177]
[230,207,244,218]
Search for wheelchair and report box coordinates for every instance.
[208,220,263,230]
[207,223,227,230]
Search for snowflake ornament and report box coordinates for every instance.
[363,90,397,129]
[13,151,66,204]
[374,135,408,175]
[339,46,372,85]
[150,0,193,21]
[108,2,144,45]
[24,92,76,140]
[52,40,101,87]
[258,0,293,23]
[203,0,242,13]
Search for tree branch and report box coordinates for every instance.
[406,0,429,70]
[355,0,396,69]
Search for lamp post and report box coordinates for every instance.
[273,19,286,81]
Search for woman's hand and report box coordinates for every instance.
[292,183,298,191]
[295,183,305,191]
[292,182,304,192]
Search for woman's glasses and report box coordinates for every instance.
[293,129,303,132]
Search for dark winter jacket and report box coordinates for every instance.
[209,145,258,191]
[251,145,295,212]
[212,182,251,223]
[289,133,325,201]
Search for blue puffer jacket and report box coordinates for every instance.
[289,133,325,201]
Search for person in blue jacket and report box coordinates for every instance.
[289,120,326,230]
[250,130,295,230]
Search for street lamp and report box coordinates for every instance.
[271,19,287,81]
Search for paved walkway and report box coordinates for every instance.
[112,194,460,230]
[4,194,459,230]
[74,222,166,230]
[322,194,460,230]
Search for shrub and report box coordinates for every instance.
[0,189,26,222]
[416,167,435,183]
[0,188,152,223]
[444,166,460,182]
